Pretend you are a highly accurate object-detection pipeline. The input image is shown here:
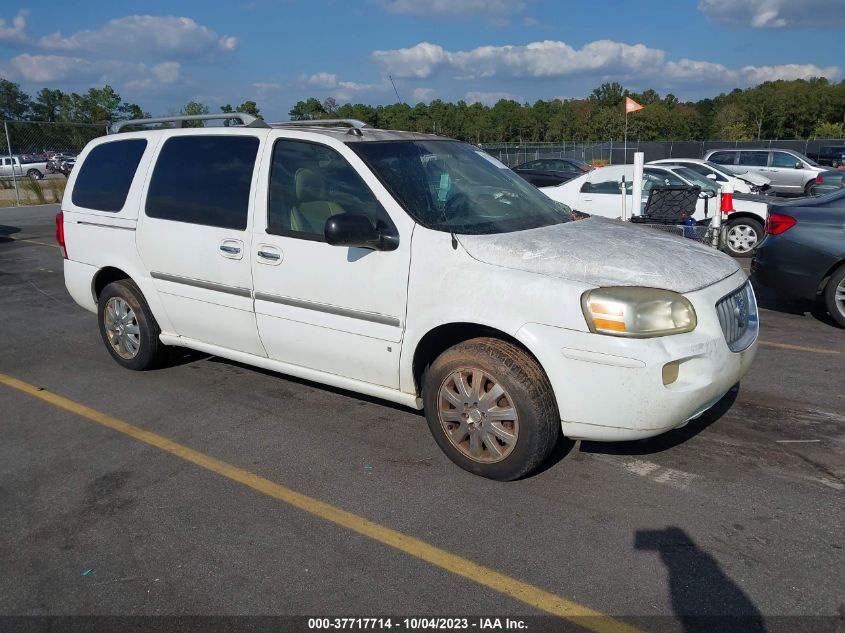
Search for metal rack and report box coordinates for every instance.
[110,113,269,133]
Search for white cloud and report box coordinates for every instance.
[378,0,523,17]
[304,72,380,93]
[7,53,185,93]
[372,39,840,90]
[413,87,436,102]
[0,10,27,44]
[741,63,839,83]
[39,15,237,58]
[465,91,521,105]
[373,40,666,79]
[698,0,845,28]
[7,54,91,83]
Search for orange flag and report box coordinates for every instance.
[625,97,644,113]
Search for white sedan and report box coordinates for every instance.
[539,165,769,257]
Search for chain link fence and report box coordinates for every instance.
[481,138,844,167]
[1,120,108,207]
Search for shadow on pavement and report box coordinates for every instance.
[579,384,739,458]
[752,279,838,328]
[635,527,766,633]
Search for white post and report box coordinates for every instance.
[4,121,20,207]
[620,175,628,222]
[632,152,644,218]
[623,111,628,164]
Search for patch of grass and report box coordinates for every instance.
[23,176,47,205]
[51,180,66,204]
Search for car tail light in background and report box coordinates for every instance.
[816,175,824,184]
[766,212,797,235]
[55,211,67,259]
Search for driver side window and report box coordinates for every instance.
[268,140,393,241]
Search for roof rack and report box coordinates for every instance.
[270,119,371,130]
[110,113,269,134]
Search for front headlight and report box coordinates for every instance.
[581,287,697,338]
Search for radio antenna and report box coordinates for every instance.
[388,75,403,104]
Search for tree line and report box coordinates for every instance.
[2,75,844,143]
[289,79,845,143]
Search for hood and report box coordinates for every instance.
[458,217,741,294]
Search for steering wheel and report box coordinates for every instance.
[444,192,470,215]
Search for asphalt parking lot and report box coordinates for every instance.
[1,204,843,631]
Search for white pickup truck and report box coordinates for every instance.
[0,155,49,180]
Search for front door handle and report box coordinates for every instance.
[219,238,244,260]
[256,244,283,266]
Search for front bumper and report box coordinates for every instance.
[516,273,757,441]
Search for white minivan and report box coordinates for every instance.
[59,115,758,480]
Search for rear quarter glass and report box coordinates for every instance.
[71,139,148,212]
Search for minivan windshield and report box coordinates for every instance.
[352,140,572,234]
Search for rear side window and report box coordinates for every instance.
[737,151,768,167]
[146,135,259,230]
[708,151,735,165]
[72,139,147,212]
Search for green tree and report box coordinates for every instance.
[590,82,626,108]
[180,100,209,127]
[288,98,326,120]
[0,78,31,120]
[31,88,64,122]
[814,120,843,138]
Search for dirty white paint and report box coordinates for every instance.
[459,216,741,294]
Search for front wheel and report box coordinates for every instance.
[97,279,165,370]
[723,217,764,258]
[422,338,559,481]
[824,265,845,329]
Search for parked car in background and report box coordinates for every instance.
[704,148,825,196]
[649,158,771,194]
[808,170,845,196]
[540,164,769,256]
[511,157,592,187]
[0,155,49,179]
[806,145,845,168]
[751,189,845,328]
[46,153,78,176]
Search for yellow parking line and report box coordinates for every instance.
[759,340,840,355]
[0,372,644,633]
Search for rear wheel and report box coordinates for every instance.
[824,265,845,328]
[724,217,763,258]
[97,280,165,370]
[27,169,43,180]
[804,180,815,196]
[422,338,559,481]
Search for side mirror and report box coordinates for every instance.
[706,173,717,180]
[324,214,398,251]
[795,162,803,169]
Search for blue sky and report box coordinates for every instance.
[1,0,843,120]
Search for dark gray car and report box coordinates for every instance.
[751,188,845,327]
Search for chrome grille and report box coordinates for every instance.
[716,282,758,352]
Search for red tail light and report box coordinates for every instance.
[816,175,824,184]
[56,211,68,259]
[766,212,796,235]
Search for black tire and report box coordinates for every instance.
[823,265,845,329]
[804,180,815,196]
[27,169,43,180]
[422,338,559,481]
[97,279,165,370]
[723,217,764,258]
